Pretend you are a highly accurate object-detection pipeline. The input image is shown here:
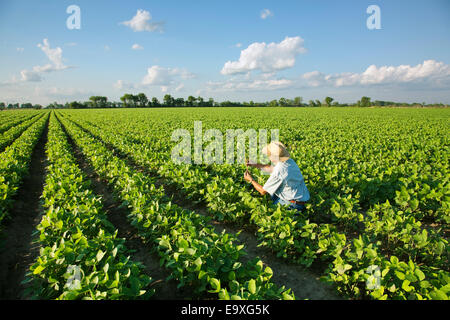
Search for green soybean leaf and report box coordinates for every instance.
[248,279,256,294]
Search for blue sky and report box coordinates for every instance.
[1,0,449,105]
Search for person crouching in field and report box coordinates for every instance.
[244,141,310,213]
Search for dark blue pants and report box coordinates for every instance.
[271,194,306,213]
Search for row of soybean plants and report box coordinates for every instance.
[62,109,449,300]
[0,111,40,134]
[24,113,153,299]
[57,112,295,300]
[0,112,48,228]
[0,112,44,152]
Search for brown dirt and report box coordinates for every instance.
[0,122,48,299]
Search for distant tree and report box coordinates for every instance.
[269,100,278,107]
[293,97,303,106]
[325,97,334,107]
[68,101,85,109]
[359,96,371,107]
[197,96,204,107]
[89,96,108,108]
[186,96,196,107]
[20,103,33,109]
[131,95,140,107]
[174,97,185,107]
[137,93,148,107]
[151,97,160,107]
[120,94,135,107]
[315,99,322,107]
[33,104,43,110]
[0,102,5,110]
[163,94,174,107]
[206,98,214,107]
[278,97,288,106]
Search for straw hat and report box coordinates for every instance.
[262,141,290,162]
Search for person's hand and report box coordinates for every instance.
[244,170,254,183]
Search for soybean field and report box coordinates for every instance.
[0,107,448,300]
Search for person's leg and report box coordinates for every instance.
[289,203,306,218]
[271,194,281,205]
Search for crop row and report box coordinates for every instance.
[24,112,153,299]
[0,113,43,152]
[0,112,39,134]
[0,112,48,227]
[57,112,295,300]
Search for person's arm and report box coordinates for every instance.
[247,161,274,173]
[244,171,267,195]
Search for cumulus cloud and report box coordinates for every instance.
[113,80,136,90]
[120,9,164,32]
[16,39,71,83]
[113,65,193,93]
[302,60,450,88]
[260,9,273,19]
[141,65,193,86]
[132,43,144,50]
[37,38,68,71]
[221,36,306,75]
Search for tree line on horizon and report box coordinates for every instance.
[1,93,448,110]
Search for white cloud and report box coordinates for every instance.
[37,38,68,71]
[260,9,273,19]
[141,65,193,86]
[209,59,450,95]
[16,39,71,83]
[113,80,136,90]
[16,47,24,53]
[104,45,111,51]
[132,43,144,50]
[235,43,242,48]
[120,9,164,32]
[302,60,450,88]
[20,70,43,82]
[221,36,306,75]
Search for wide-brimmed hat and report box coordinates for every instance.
[262,141,290,162]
